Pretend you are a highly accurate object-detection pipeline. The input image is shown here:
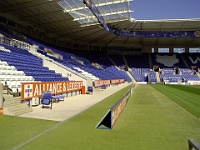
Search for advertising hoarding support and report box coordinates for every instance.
[96,87,133,130]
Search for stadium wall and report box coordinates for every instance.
[42,59,92,87]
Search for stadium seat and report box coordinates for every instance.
[101,84,106,90]
[87,86,93,94]
[52,94,65,102]
[41,92,53,109]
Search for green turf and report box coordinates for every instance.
[151,84,200,118]
[1,84,200,150]
[0,116,58,150]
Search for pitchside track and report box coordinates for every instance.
[0,84,200,150]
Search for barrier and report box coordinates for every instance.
[0,82,3,115]
[111,79,124,85]
[94,80,110,88]
[96,87,133,129]
[21,81,84,100]
[188,139,200,150]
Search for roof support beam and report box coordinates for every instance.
[132,21,139,30]
[89,32,110,44]
[160,21,164,31]
[44,18,126,34]
[124,37,129,45]
[106,35,118,46]
[44,24,82,33]
[56,26,97,39]
[181,20,188,31]
[187,38,195,46]
[170,38,177,46]
[74,28,103,41]
[73,10,132,21]
[62,0,133,13]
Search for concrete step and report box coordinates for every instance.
[156,72,161,83]
[5,95,20,100]
[3,103,29,115]
[3,89,8,94]
[3,99,21,107]
[8,107,33,116]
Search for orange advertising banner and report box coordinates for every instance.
[111,79,124,84]
[94,80,110,87]
[119,79,124,83]
[111,79,119,84]
[111,95,129,127]
[21,81,83,100]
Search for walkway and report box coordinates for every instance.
[19,82,132,121]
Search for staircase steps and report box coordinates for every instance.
[156,72,161,83]
[8,107,33,116]
[3,99,21,107]
[3,98,32,116]
[127,71,136,83]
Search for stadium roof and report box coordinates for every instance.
[58,0,132,25]
[0,0,200,50]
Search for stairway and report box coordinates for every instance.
[180,55,189,69]
[156,72,161,83]
[3,96,32,116]
[126,71,136,83]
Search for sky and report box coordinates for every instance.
[130,0,200,20]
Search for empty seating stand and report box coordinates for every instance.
[0,44,69,83]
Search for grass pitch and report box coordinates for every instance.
[151,84,200,118]
[0,84,200,150]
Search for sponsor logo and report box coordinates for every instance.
[24,84,33,99]
[156,54,179,67]
[189,57,200,64]
[94,80,110,87]
[22,81,83,100]
[194,31,200,37]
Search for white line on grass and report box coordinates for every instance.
[12,109,87,150]
[12,84,132,150]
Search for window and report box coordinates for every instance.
[151,48,154,53]
[173,48,185,53]
[189,48,200,53]
[158,48,169,53]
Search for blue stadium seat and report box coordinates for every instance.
[87,86,93,94]
[41,92,53,109]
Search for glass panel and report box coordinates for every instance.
[58,0,131,25]
[158,48,169,53]
[173,48,185,53]
[189,48,200,53]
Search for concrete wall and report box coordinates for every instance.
[42,59,93,87]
